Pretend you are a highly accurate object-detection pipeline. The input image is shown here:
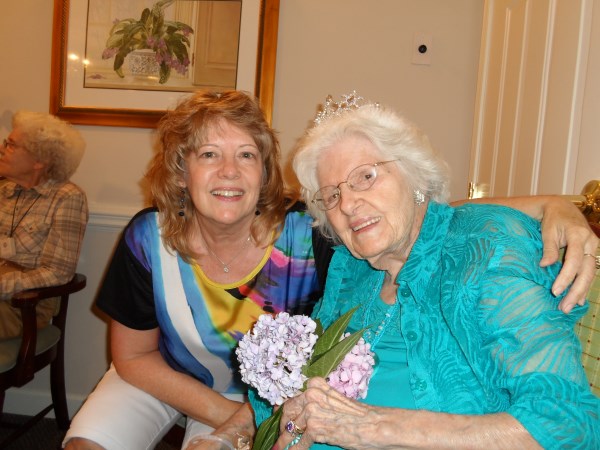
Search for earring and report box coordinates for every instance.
[413,189,425,206]
[178,188,186,217]
[255,209,261,216]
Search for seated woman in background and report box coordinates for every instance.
[261,94,599,449]
[64,90,597,450]
[0,111,87,338]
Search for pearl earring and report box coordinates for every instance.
[413,189,425,206]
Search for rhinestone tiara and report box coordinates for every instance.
[313,91,374,126]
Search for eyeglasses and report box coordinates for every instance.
[2,138,23,151]
[311,159,400,211]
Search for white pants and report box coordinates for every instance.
[63,364,245,450]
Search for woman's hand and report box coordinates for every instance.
[274,378,541,450]
[457,195,599,313]
[186,403,255,450]
[274,377,376,450]
[537,197,599,313]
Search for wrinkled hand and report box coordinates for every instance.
[274,377,375,450]
[539,198,599,313]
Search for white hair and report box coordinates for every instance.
[292,104,450,240]
[13,111,85,182]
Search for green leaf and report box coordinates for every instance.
[114,51,126,72]
[169,40,188,62]
[314,318,324,338]
[311,306,359,360]
[140,8,151,22]
[303,329,364,379]
[253,407,283,450]
[159,63,171,84]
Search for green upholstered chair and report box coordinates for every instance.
[571,180,600,397]
[0,273,86,447]
[576,223,600,397]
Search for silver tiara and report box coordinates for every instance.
[313,91,370,126]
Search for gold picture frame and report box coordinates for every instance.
[50,0,280,127]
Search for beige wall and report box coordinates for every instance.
[577,0,600,189]
[1,0,597,417]
[274,0,485,199]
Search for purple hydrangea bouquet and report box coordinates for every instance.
[236,307,375,450]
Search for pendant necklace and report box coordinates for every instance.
[205,235,252,273]
[362,271,401,350]
[9,190,42,238]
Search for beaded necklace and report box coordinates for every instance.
[361,271,401,350]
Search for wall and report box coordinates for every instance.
[274,0,485,200]
[577,0,600,189]
[1,0,597,418]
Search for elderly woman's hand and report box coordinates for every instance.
[537,197,599,313]
[274,377,379,450]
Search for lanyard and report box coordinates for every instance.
[10,190,42,237]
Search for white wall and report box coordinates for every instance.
[1,0,597,418]
[275,0,485,200]
[577,1,600,189]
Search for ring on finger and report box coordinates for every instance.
[285,419,304,437]
[583,253,600,270]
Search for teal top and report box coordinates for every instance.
[250,202,600,449]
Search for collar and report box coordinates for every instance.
[396,201,454,289]
[330,202,455,295]
[0,179,58,199]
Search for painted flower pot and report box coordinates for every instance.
[128,49,160,80]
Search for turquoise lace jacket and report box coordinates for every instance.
[250,202,599,449]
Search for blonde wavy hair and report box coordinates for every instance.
[13,111,85,182]
[147,90,295,261]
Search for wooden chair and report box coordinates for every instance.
[0,273,86,448]
[570,180,600,396]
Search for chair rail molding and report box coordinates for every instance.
[88,204,140,231]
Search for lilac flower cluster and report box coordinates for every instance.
[236,313,318,406]
[101,47,118,60]
[326,334,375,399]
[147,37,191,75]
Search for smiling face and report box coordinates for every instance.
[318,134,425,272]
[182,119,264,230]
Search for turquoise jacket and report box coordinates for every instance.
[251,202,599,449]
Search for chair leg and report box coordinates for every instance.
[50,349,70,429]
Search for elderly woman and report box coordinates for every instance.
[262,97,600,449]
[65,90,595,450]
[0,111,87,338]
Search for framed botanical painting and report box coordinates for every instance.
[50,0,280,127]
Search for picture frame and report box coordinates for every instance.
[50,0,280,127]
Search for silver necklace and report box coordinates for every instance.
[362,272,401,350]
[205,235,252,273]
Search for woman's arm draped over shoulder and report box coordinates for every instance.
[452,195,599,312]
